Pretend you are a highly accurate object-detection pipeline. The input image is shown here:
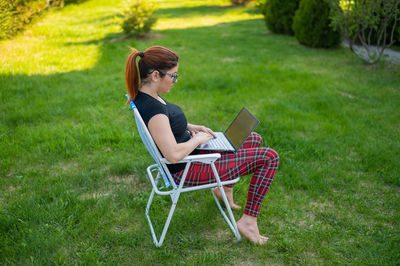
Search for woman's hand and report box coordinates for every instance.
[187,123,216,138]
[148,116,214,164]
[192,131,213,144]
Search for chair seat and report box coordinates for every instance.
[147,163,240,195]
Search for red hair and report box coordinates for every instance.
[125,46,179,103]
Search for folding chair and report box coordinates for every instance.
[126,95,242,247]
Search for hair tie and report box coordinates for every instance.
[139,51,144,58]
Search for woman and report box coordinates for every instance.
[125,46,279,245]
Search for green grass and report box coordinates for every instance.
[1,0,400,264]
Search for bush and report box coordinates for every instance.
[397,23,400,45]
[293,0,341,48]
[231,0,252,5]
[350,1,400,46]
[121,0,157,35]
[367,2,400,45]
[264,0,300,35]
[256,0,266,15]
[0,1,13,40]
[64,0,87,3]
[0,0,87,40]
[329,0,398,63]
[0,0,49,40]
[396,2,400,45]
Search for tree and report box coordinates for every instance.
[329,0,400,63]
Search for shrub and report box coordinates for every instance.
[264,0,300,35]
[396,3,400,45]
[0,1,13,40]
[231,0,252,5]
[329,0,399,63]
[0,0,48,40]
[121,0,157,35]
[348,1,400,46]
[397,23,400,44]
[365,2,400,45]
[64,0,87,3]
[256,0,267,15]
[293,0,341,48]
[0,0,88,40]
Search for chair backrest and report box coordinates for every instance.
[126,95,172,187]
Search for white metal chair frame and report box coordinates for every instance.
[127,96,242,247]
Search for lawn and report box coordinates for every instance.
[1,0,400,264]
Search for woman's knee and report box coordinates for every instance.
[266,148,279,169]
[250,132,263,146]
[267,148,279,160]
[259,147,279,165]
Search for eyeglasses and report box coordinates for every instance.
[158,70,178,83]
[149,69,178,83]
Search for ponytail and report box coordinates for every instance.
[125,46,179,103]
[125,48,141,103]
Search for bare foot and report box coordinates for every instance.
[213,187,241,210]
[237,215,269,245]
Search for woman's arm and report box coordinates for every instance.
[148,114,213,164]
[187,123,216,138]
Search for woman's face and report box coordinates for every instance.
[158,64,179,94]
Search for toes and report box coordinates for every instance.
[258,236,269,245]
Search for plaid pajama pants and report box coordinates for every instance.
[172,132,279,217]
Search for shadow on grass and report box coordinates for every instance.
[2,17,399,185]
[1,5,400,264]
[154,4,260,18]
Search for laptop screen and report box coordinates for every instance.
[224,107,259,149]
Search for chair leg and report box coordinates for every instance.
[209,164,241,241]
[145,188,181,247]
[211,188,242,241]
[145,163,190,247]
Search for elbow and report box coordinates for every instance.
[165,154,181,164]
[166,158,179,164]
[163,146,188,164]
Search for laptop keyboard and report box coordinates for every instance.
[207,136,231,150]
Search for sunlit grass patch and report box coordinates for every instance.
[0,1,121,75]
[1,0,400,264]
[155,6,262,30]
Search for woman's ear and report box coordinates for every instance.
[150,70,160,82]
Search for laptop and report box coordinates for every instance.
[197,107,259,152]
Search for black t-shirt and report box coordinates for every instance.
[134,91,198,173]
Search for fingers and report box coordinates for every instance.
[206,128,216,138]
[189,125,216,138]
[199,126,216,138]
[194,131,213,144]
[202,131,214,140]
